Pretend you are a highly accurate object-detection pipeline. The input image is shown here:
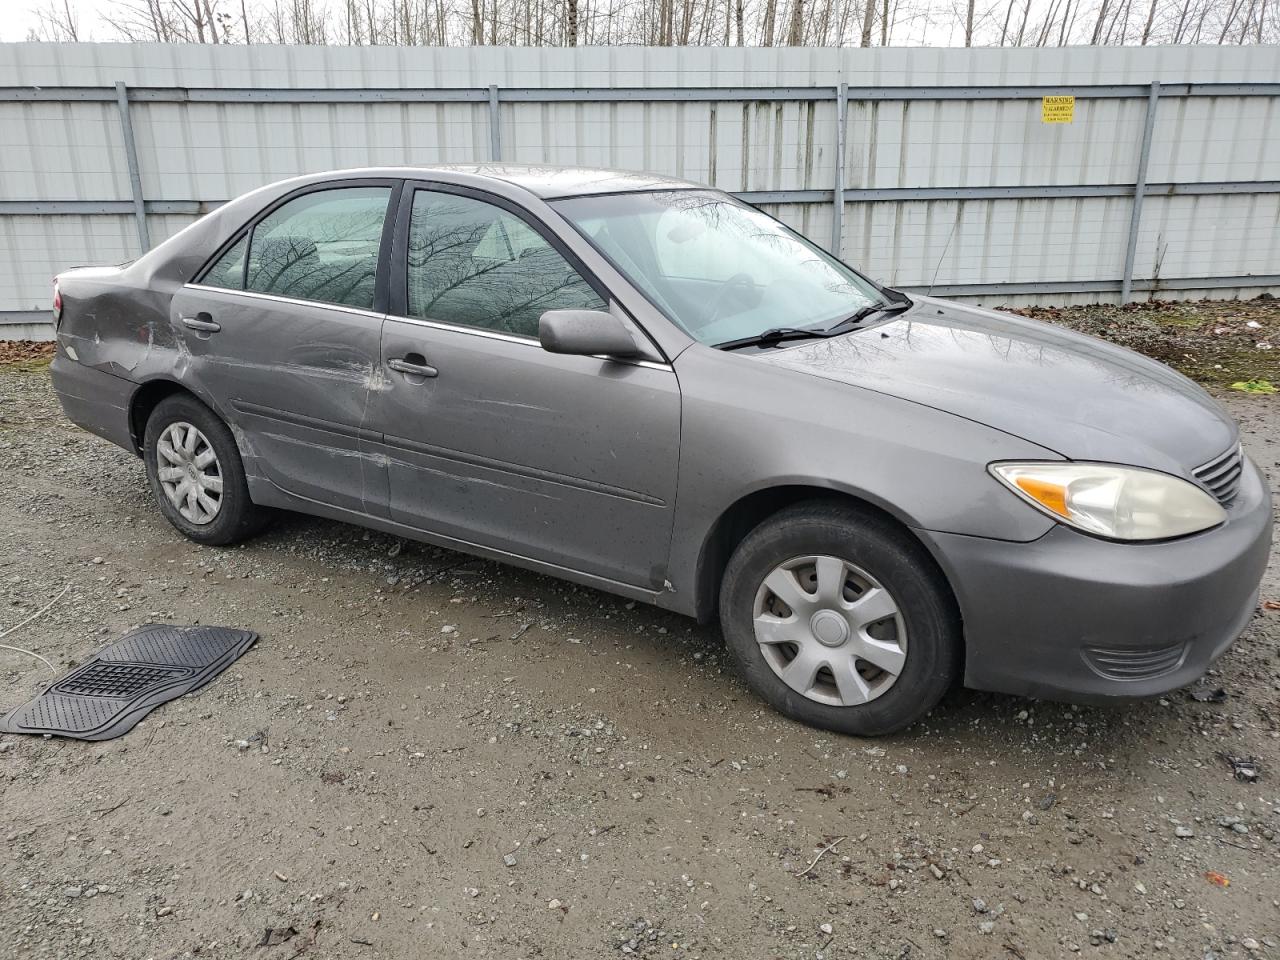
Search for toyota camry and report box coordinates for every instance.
[49,165,1273,735]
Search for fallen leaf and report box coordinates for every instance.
[1229,379,1277,394]
[1204,871,1230,888]
[1262,599,1280,612]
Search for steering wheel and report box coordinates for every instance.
[702,273,762,328]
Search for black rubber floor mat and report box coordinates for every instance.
[0,624,257,741]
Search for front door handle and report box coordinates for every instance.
[181,313,221,333]
[388,356,438,378]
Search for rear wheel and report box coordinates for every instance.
[143,393,267,546]
[719,501,960,736]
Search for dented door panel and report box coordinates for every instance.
[170,285,390,517]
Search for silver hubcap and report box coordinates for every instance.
[753,555,907,707]
[156,421,223,525]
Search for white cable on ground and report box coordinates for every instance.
[0,583,71,676]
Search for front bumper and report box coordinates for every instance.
[919,455,1273,703]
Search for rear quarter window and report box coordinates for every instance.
[201,234,248,290]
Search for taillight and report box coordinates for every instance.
[52,278,62,326]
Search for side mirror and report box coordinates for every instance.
[538,309,642,359]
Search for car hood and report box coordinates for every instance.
[753,296,1237,475]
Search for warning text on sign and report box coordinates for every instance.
[1042,95,1075,124]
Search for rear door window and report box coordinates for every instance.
[244,187,392,310]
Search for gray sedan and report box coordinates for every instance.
[49,165,1272,735]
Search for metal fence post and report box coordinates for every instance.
[488,84,502,161]
[830,80,848,256]
[114,80,150,253]
[1120,80,1160,303]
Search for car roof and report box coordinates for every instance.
[418,164,707,198]
[295,164,708,200]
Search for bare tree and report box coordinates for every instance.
[28,0,82,40]
[998,0,1014,42]
[1089,0,1110,40]
[39,0,1277,49]
[859,0,875,44]
[1014,0,1031,43]
[761,0,777,43]
[784,0,805,41]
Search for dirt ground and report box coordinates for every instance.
[2,299,1279,960]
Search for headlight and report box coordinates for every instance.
[989,461,1226,541]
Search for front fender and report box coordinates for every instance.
[662,344,1061,616]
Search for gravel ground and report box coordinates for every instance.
[2,301,1279,960]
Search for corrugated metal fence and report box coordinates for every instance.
[2,43,1278,338]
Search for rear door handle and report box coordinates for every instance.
[388,356,438,378]
[181,313,221,333]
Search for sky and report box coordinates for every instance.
[5,0,101,42]
[1,0,1009,46]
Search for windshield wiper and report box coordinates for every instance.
[823,297,913,335]
[715,326,834,351]
[715,296,914,351]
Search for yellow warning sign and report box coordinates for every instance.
[1042,95,1075,124]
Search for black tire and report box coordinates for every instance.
[143,393,267,546]
[719,501,961,736]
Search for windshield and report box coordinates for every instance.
[551,189,884,346]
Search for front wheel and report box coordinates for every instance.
[719,501,961,736]
[143,393,267,546]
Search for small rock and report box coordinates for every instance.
[979,921,995,935]
[156,905,172,917]
[503,853,517,867]
[548,898,563,910]
[819,923,833,935]
[1174,826,1194,838]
